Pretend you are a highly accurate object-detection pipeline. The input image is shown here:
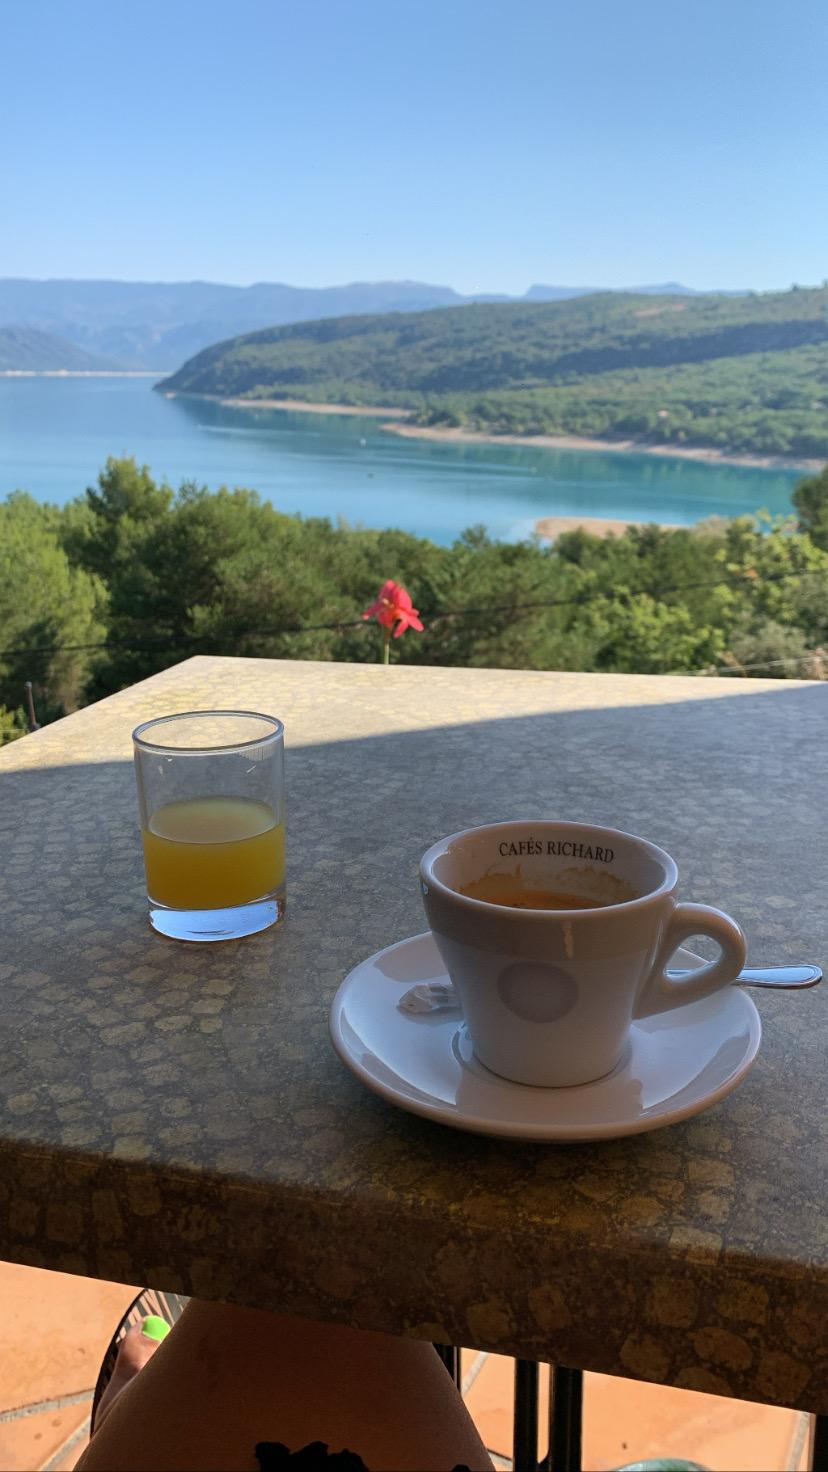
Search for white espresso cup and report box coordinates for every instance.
[419,820,746,1088]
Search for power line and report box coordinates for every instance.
[2,564,826,662]
[700,650,828,675]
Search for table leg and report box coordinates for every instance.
[433,1342,462,1389]
[546,1366,584,1472]
[513,1358,540,1472]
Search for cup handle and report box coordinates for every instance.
[633,903,746,1019]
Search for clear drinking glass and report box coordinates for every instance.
[133,710,285,941]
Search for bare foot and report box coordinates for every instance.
[94,1321,168,1430]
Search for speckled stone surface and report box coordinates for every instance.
[1,658,827,1414]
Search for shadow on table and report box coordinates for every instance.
[2,677,827,959]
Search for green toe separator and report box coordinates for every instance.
[141,1314,171,1342]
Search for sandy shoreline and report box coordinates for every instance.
[385,420,821,472]
[535,515,683,541]
[166,392,821,472]
[164,391,413,419]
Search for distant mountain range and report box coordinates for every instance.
[0,325,120,372]
[0,277,751,371]
[524,282,746,301]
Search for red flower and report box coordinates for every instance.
[363,580,424,639]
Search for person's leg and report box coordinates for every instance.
[93,1322,162,1429]
[77,1299,492,1472]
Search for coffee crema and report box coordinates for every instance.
[459,874,614,910]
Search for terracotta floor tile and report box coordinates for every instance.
[462,1353,806,1472]
[464,1353,551,1460]
[0,1262,137,1412]
[0,1399,91,1472]
[797,1419,817,1472]
[52,1424,91,1472]
[583,1369,806,1472]
[462,1352,511,1457]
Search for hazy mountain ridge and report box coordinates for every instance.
[0,276,746,370]
[526,282,748,300]
[0,325,121,371]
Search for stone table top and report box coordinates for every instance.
[1,657,827,1414]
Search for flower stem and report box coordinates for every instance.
[382,628,391,664]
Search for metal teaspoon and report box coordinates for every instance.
[667,963,822,989]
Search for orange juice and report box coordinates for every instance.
[142,796,284,909]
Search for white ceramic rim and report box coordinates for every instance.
[420,820,679,919]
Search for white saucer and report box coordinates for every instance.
[329,932,762,1141]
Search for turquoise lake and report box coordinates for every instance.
[0,375,804,544]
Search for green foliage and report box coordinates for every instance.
[793,464,828,549]
[0,706,27,744]
[4,458,828,729]
[0,491,107,723]
[159,287,828,459]
[725,619,813,676]
[64,456,175,580]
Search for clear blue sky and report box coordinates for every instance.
[4,0,827,293]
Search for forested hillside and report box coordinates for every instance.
[159,287,828,457]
